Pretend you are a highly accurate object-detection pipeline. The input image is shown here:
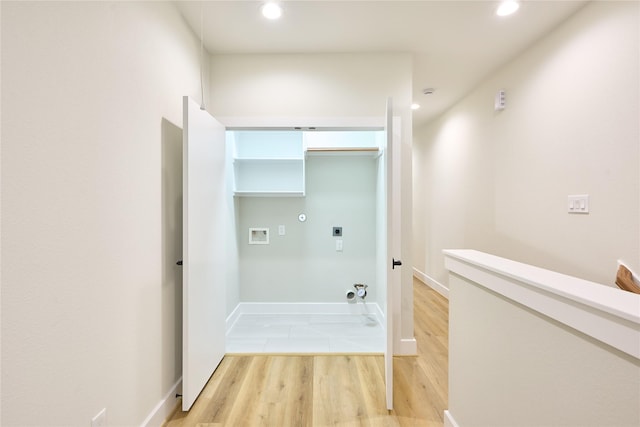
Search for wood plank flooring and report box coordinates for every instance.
[165,279,448,427]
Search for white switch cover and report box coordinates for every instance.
[278,225,285,236]
[336,239,343,252]
[568,195,589,214]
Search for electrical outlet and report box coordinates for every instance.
[278,225,285,236]
[91,408,107,427]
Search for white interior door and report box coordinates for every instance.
[182,96,227,411]
[385,97,401,410]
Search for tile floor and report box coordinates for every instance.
[226,313,385,353]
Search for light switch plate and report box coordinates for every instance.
[568,194,589,214]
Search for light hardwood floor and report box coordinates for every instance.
[165,279,448,427]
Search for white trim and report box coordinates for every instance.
[226,302,385,334]
[225,303,242,333]
[444,410,460,427]
[443,249,640,359]
[398,338,417,355]
[139,378,181,427]
[413,267,449,299]
[218,116,386,130]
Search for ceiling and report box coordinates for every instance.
[175,1,587,126]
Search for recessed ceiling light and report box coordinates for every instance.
[411,103,421,110]
[496,0,520,17]
[262,2,283,20]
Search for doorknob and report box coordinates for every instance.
[176,260,183,266]
[392,258,402,269]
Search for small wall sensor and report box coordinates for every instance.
[495,89,506,111]
[332,227,342,237]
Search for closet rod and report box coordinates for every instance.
[306,147,379,152]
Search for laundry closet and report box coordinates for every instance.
[225,128,388,353]
[181,97,398,410]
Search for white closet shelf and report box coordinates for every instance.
[230,130,306,197]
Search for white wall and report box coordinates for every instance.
[1,2,204,425]
[448,272,640,426]
[209,53,410,120]
[413,1,640,288]
[238,156,377,303]
[210,53,416,344]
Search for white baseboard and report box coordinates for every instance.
[225,303,243,333]
[413,267,449,299]
[444,410,460,427]
[140,378,182,427]
[226,302,385,334]
[397,338,417,355]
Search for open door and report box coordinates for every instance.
[385,98,402,410]
[182,96,227,411]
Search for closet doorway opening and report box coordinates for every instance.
[182,99,400,411]
[226,128,387,354]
